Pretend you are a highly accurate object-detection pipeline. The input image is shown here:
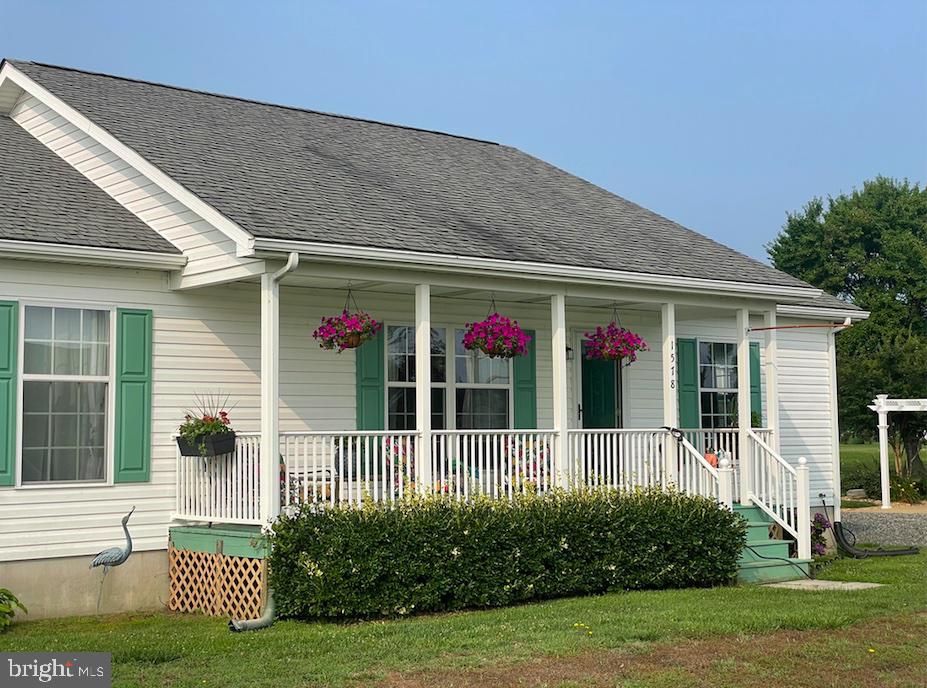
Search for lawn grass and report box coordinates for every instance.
[841,442,880,473]
[841,498,876,509]
[1,553,925,687]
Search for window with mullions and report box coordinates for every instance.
[21,306,111,483]
[698,341,738,429]
[386,325,446,430]
[454,329,510,429]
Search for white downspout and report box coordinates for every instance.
[260,252,299,526]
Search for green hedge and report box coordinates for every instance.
[268,488,746,620]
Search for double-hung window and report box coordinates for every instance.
[698,341,738,429]
[453,329,509,429]
[20,306,112,483]
[385,324,512,431]
[386,325,447,430]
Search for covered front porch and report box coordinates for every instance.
[171,257,812,560]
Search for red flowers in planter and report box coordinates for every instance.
[583,322,648,363]
[313,309,382,352]
[462,313,531,359]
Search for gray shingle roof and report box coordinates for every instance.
[791,291,864,312]
[7,60,820,290]
[0,115,180,254]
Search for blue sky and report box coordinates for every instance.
[1,1,924,261]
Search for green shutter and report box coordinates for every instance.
[0,301,17,486]
[356,330,385,430]
[676,338,699,429]
[513,329,537,429]
[114,308,153,483]
[749,341,762,426]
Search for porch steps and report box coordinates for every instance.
[734,505,810,584]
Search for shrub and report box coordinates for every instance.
[891,476,925,504]
[268,488,746,620]
[841,463,884,499]
[0,588,26,633]
[843,463,926,501]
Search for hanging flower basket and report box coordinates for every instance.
[313,309,382,352]
[583,322,648,364]
[462,312,531,359]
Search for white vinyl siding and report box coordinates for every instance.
[0,258,841,561]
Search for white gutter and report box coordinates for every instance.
[777,304,869,321]
[247,237,822,302]
[0,239,187,270]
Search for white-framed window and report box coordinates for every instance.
[698,341,738,429]
[453,328,509,429]
[19,305,113,484]
[385,324,512,431]
[386,325,447,431]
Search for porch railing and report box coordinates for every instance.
[431,430,558,499]
[565,429,667,490]
[680,428,772,500]
[745,429,811,559]
[675,433,723,502]
[280,431,420,507]
[174,432,262,525]
[173,426,808,554]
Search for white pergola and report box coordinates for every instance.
[868,395,927,509]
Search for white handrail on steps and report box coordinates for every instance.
[746,429,811,559]
[674,433,725,504]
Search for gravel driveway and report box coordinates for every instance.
[840,511,927,547]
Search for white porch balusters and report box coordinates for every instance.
[763,309,780,453]
[551,293,569,488]
[736,308,753,505]
[660,303,678,487]
[415,283,432,493]
[796,457,812,559]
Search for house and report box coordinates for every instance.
[0,59,866,619]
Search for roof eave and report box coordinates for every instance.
[0,239,187,270]
[247,237,822,302]
[776,303,869,321]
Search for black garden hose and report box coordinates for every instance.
[822,499,919,558]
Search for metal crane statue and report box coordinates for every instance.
[89,506,135,612]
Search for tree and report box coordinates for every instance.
[767,177,927,475]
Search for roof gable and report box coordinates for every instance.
[0,116,179,254]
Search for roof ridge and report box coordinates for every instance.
[6,58,500,146]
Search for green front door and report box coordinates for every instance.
[581,352,620,429]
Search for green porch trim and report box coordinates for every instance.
[169,524,268,559]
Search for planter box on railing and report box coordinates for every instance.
[177,431,237,458]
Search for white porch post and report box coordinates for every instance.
[551,293,569,487]
[415,283,432,493]
[875,394,892,509]
[259,272,281,524]
[661,303,678,486]
[718,457,735,510]
[796,457,812,559]
[736,308,753,505]
[763,309,780,453]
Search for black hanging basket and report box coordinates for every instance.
[176,431,237,458]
